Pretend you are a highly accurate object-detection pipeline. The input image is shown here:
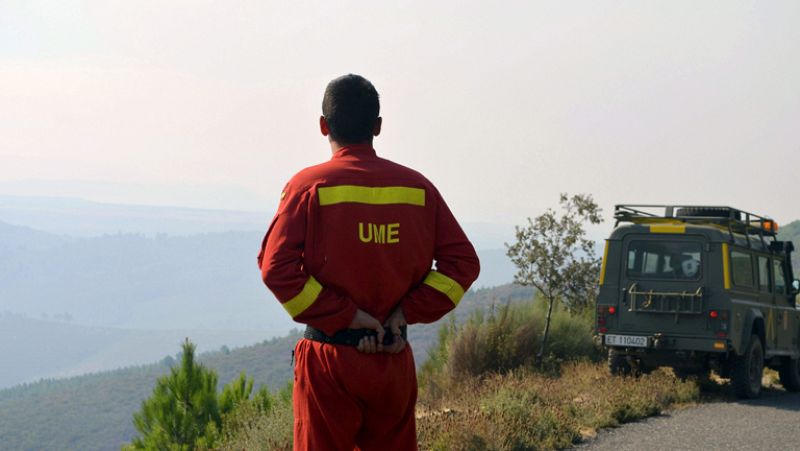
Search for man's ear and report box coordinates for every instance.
[373,117,382,137]
[320,116,330,136]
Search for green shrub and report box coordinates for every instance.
[419,297,601,394]
[124,340,287,451]
[125,340,223,450]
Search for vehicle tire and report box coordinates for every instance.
[731,334,764,399]
[778,357,800,392]
[608,349,631,376]
[675,207,740,220]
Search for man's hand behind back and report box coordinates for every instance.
[381,307,407,354]
[350,308,407,354]
[350,308,384,353]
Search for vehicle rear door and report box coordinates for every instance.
[617,234,708,337]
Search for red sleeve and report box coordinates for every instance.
[257,180,358,336]
[400,189,480,324]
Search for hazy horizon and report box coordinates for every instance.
[3,1,800,225]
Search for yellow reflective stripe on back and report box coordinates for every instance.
[282,276,323,318]
[423,271,465,305]
[318,185,425,206]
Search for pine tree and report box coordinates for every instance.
[127,339,222,450]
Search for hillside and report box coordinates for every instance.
[0,217,515,388]
[0,225,287,331]
[0,284,534,451]
[0,314,272,389]
[0,331,303,451]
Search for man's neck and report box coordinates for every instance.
[330,140,373,154]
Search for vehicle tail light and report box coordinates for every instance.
[709,310,729,338]
[597,305,617,332]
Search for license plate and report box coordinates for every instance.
[605,334,648,348]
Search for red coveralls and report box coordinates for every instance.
[258,144,480,451]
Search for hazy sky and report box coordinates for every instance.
[2,1,799,225]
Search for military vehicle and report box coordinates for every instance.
[596,205,800,398]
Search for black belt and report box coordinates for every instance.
[304,325,407,347]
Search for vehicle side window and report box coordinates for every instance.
[774,260,786,295]
[731,250,754,288]
[758,256,771,292]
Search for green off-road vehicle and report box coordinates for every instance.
[596,205,800,398]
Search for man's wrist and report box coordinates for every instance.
[398,304,414,325]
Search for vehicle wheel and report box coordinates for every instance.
[608,349,631,376]
[675,207,740,220]
[778,357,800,392]
[731,334,764,399]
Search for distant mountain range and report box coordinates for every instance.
[0,196,519,389]
[0,194,517,249]
[0,313,276,389]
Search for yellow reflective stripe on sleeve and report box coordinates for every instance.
[282,276,323,318]
[423,271,465,306]
[318,185,425,206]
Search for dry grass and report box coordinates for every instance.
[216,363,700,451]
[218,299,702,450]
[416,362,699,451]
[216,384,293,451]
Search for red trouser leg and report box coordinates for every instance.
[292,338,418,451]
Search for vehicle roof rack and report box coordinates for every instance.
[614,204,779,247]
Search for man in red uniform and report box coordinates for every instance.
[258,74,479,450]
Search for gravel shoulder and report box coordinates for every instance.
[572,389,800,451]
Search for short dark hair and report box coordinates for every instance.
[322,74,380,144]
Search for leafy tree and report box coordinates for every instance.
[127,339,222,450]
[506,193,603,365]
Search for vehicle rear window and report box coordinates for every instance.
[626,241,702,280]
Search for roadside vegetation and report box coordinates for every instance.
[207,298,700,450]
[414,299,699,450]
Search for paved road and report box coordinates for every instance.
[573,389,800,451]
